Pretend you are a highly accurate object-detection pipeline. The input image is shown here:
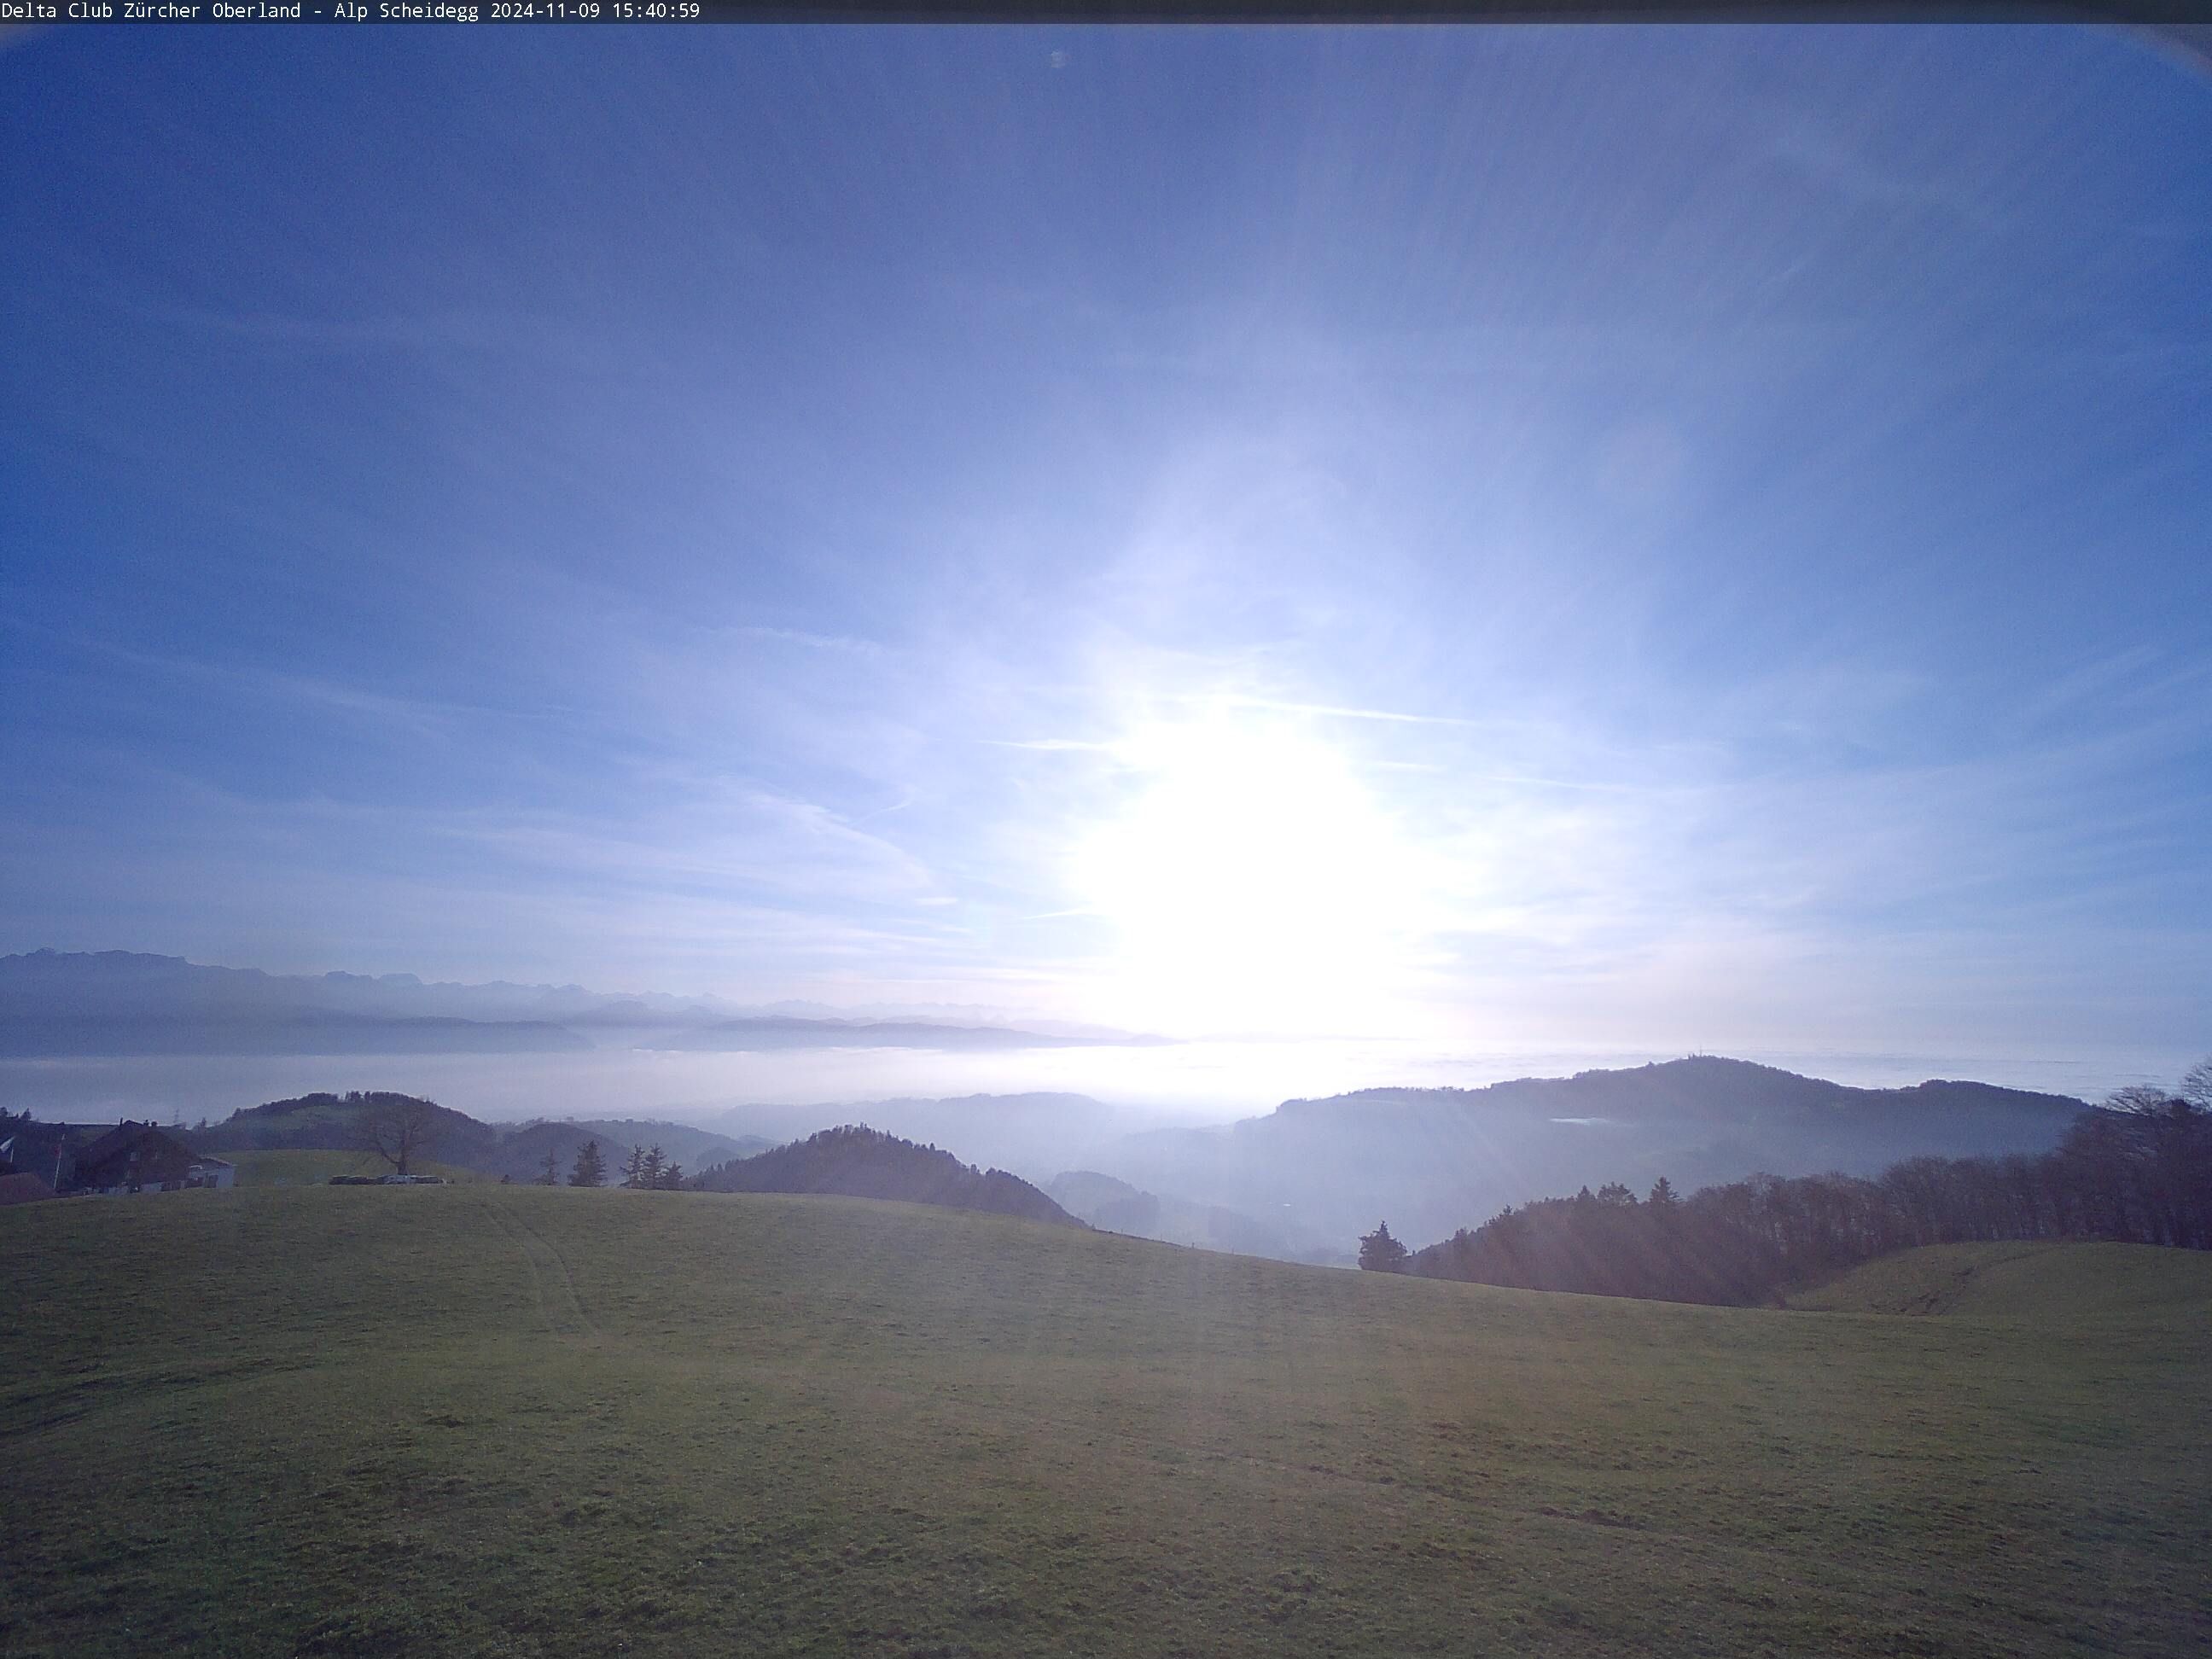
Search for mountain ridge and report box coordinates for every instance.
[1083,1055,2096,1250]
[0,950,1153,1056]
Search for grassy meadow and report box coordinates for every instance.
[3,1188,2207,1657]
[1788,1238,2212,1321]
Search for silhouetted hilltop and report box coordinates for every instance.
[1273,1056,2085,1128]
[692,1125,1082,1226]
[706,1093,1124,1179]
[195,1092,504,1161]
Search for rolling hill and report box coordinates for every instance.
[189,1092,765,1185]
[194,1091,507,1162]
[691,1125,1080,1225]
[2,1192,2203,1657]
[708,1092,1128,1182]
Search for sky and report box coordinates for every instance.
[3,26,2209,1053]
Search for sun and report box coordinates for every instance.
[1068,710,1433,1033]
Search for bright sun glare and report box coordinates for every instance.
[1070,712,1435,1034]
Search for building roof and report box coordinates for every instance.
[0,1171,57,1205]
[72,1121,152,1168]
[73,1121,200,1177]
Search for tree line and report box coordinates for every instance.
[533,1140,685,1189]
[1364,1062,2212,1307]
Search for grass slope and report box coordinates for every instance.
[3,1193,2206,1658]
[1789,1239,2212,1321]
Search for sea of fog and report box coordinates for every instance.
[0,1034,2192,1136]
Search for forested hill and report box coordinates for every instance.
[195,1092,504,1161]
[1401,1091,2210,1307]
[690,1125,1083,1227]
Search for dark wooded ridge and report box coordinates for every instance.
[1398,1091,2212,1305]
[690,1124,1082,1227]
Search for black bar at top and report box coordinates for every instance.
[11,0,2212,29]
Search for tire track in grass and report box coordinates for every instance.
[480,1196,599,1342]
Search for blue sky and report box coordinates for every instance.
[3,26,2208,1048]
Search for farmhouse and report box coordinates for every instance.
[68,1121,235,1195]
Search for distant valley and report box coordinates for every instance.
[687,1057,2097,1265]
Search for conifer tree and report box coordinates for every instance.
[569,1139,606,1188]
[621,1144,646,1189]
[659,1162,684,1190]
[641,1146,665,1189]
[1358,1220,1410,1272]
[537,1150,560,1186]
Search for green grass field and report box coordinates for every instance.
[3,1190,2206,1657]
[1789,1238,2212,1321]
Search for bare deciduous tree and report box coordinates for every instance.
[2180,1057,2212,1113]
[358,1095,443,1178]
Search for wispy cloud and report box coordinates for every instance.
[1198,694,1485,729]
[716,625,888,657]
[4,619,578,736]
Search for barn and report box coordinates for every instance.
[68,1122,235,1195]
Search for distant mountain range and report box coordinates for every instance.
[639,1017,1159,1054]
[3,1011,592,1057]
[0,951,1157,1057]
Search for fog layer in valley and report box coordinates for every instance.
[2,1038,2182,1138]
